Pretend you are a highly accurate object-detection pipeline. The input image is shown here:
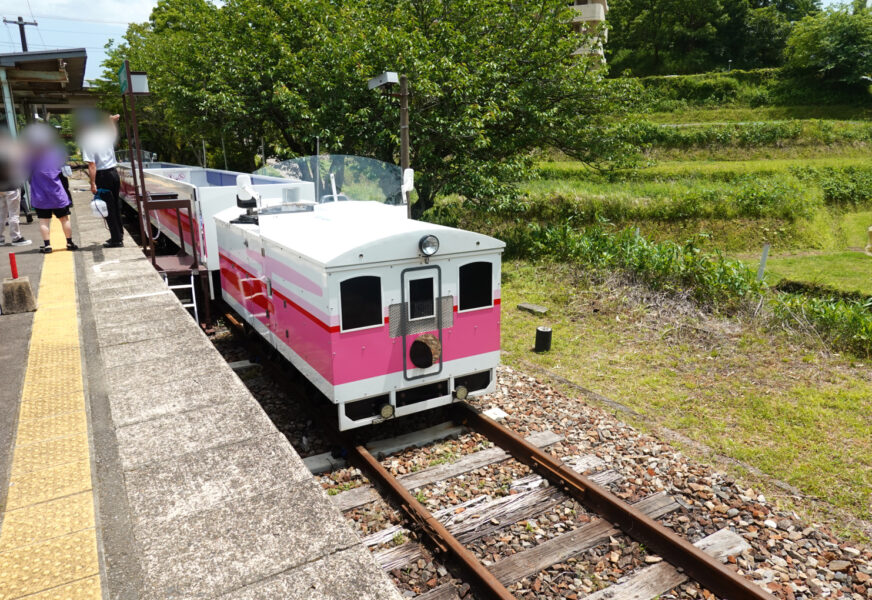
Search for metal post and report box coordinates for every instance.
[315,135,320,202]
[0,69,17,138]
[221,134,228,170]
[757,242,770,282]
[400,74,411,218]
[121,93,147,247]
[201,139,207,168]
[125,60,150,255]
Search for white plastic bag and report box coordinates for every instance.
[90,198,108,218]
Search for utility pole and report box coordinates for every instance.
[3,16,38,52]
[399,75,410,174]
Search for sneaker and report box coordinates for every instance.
[103,241,123,248]
[66,241,78,251]
[40,246,52,254]
[11,237,32,246]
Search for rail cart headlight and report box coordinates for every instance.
[380,403,395,419]
[419,235,439,256]
[454,386,469,400]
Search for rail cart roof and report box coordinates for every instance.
[219,201,505,269]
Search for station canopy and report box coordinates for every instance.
[0,48,94,115]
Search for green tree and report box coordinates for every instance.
[607,0,818,75]
[750,0,819,21]
[784,7,872,87]
[738,6,792,68]
[100,0,639,215]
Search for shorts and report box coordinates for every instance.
[35,206,71,219]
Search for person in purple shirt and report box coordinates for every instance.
[22,124,77,254]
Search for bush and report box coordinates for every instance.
[792,166,872,207]
[772,294,872,358]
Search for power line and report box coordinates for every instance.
[24,0,46,48]
[0,40,110,52]
[31,28,122,36]
[2,22,14,50]
[25,14,132,25]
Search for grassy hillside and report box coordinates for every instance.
[426,97,872,537]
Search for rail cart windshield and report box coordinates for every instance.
[255,155,404,205]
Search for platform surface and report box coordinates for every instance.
[0,185,401,600]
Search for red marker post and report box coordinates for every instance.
[9,253,18,279]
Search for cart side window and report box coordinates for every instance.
[340,276,382,331]
[459,262,493,310]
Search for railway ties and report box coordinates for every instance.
[329,409,771,600]
[221,314,770,600]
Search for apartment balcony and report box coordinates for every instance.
[571,3,606,24]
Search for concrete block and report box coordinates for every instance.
[1,277,37,314]
[115,400,276,470]
[221,545,404,600]
[100,332,211,368]
[104,354,221,391]
[108,369,251,427]
[518,302,548,316]
[136,483,359,599]
[124,433,311,528]
[95,310,199,347]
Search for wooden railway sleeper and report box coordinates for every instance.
[452,401,774,600]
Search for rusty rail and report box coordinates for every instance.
[345,443,516,600]
[452,401,773,600]
[222,311,770,599]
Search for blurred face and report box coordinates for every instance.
[74,108,111,138]
[0,131,24,189]
[22,123,59,154]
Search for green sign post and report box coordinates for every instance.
[118,62,128,94]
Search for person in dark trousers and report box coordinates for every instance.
[79,113,122,247]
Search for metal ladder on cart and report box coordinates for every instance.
[141,192,211,326]
[160,271,200,323]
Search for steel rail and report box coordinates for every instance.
[452,401,773,600]
[221,311,768,598]
[344,443,517,600]
[222,310,517,599]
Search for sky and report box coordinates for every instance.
[0,0,157,83]
[0,0,853,85]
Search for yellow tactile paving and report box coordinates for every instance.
[0,493,94,549]
[9,432,90,477]
[11,412,87,447]
[0,529,99,600]
[22,576,102,600]
[4,459,92,512]
[17,394,84,422]
[0,221,102,599]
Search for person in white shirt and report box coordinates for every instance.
[79,112,122,248]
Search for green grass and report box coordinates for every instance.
[644,105,872,124]
[840,211,872,248]
[762,252,872,297]
[500,261,872,535]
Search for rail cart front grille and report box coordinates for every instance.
[389,296,453,337]
[396,380,449,407]
[344,394,390,421]
[454,370,492,393]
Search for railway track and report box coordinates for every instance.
[220,311,770,600]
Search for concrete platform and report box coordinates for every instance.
[0,186,402,599]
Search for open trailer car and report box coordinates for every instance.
[118,162,309,298]
[214,155,506,430]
